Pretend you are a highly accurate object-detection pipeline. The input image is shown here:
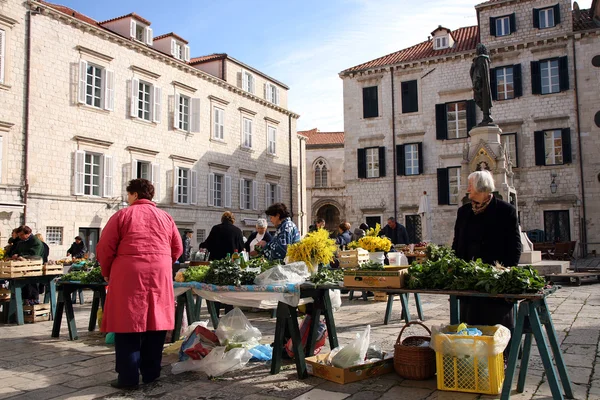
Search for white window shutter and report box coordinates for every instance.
[153,86,162,123]
[224,175,232,208]
[102,155,114,198]
[265,183,270,207]
[173,93,180,129]
[249,75,254,93]
[130,78,139,118]
[242,72,248,91]
[0,30,5,84]
[170,39,176,57]
[130,20,136,38]
[252,181,258,210]
[191,98,201,133]
[146,27,153,45]
[151,163,160,201]
[73,150,85,195]
[264,83,270,102]
[275,87,280,105]
[0,136,3,182]
[104,69,115,111]
[78,60,88,104]
[208,173,215,206]
[173,167,180,204]
[276,185,282,203]
[190,170,198,205]
[184,45,190,62]
[131,159,138,179]
[239,178,245,209]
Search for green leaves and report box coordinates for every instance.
[309,268,344,285]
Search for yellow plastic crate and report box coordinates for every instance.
[434,325,505,395]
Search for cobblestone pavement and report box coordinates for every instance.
[1,282,599,400]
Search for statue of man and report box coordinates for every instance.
[470,43,494,126]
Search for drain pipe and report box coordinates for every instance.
[390,67,398,221]
[288,115,294,218]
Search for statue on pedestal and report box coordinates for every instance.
[470,43,494,126]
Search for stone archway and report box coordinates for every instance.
[316,204,341,232]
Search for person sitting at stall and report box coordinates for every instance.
[245,218,272,257]
[67,236,87,259]
[379,217,409,245]
[351,223,369,242]
[257,203,300,261]
[12,226,44,304]
[200,211,245,261]
[335,222,352,248]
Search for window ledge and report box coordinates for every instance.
[240,146,255,153]
[362,116,383,121]
[267,153,278,158]
[78,104,110,115]
[131,117,157,127]
[174,129,194,137]
[210,138,227,145]
[0,83,11,91]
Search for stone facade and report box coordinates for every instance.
[340,0,599,253]
[0,1,306,256]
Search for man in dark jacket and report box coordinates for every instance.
[379,217,409,245]
[200,212,245,261]
[179,230,193,262]
[452,170,522,330]
[13,226,44,258]
[67,236,87,258]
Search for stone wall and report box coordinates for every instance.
[306,145,347,224]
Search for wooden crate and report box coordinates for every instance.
[0,288,10,301]
[373,291,388,302]
[339,249,369,269]
[0,260,43,278]
[23,303,51,323]
[42,264,63,275]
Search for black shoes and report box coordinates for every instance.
[109,380,139,390]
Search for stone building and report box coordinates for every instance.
[300,128,347,231]
[340,0,600,254]
[0,0,306,256]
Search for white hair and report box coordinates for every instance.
[256,218,268,228]
[468,170,495,193]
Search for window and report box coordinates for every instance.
[84,153,101,196]
[213,107,224,140]
[534,128,572,166]
[131,160,160,200]
[138,81,151,120]
[265,83,279,105]
[401,80,418,113]
[501,133,518,167]
[531,57,568,95]
[174,42,182,60]
[174,167,197,205]
[446,102,468,139]
[534,5,561,29]
[496,17,510,36]
[496,67,514,100]
[0,29,5,84]
[135,24,145,42]
[435,36,448,50]
[73,151,113,197]
[362,86,378,118]
[541,60,559,94]
[405,215,422,244]
[242,118,253,148]
[365,216,381,230]
[196,229,206,244]
[208,173,231,208]
[131,79,161,123]
[448,167,461,205]
[46,227,63,245]
[85,64,102,108]
[178,95,190,131]
[170,39,190,61]
[174,94,199,132]
[267,126,277,155]
[544,210,570,242]
[136,160,151,180]
[239,179,257,210]
[130,20,152,45]
[213,174,223,207]
[490,13,516,36]
[437,166,461,205]
[314,159,328,187]
[357,147,385,179]
[366,148,379,178]
[242,71,254,93]
[396,143,423,176]
[265,183,282,205]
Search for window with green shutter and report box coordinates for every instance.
[362,86,379,118]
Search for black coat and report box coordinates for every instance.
[244,231,273,253]
[452,196,522,267]
[67,241,87,258]
[41,242,50,264]
[379,224,409,245]
[200,221,245,261]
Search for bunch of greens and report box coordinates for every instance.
[246,257,279,273]
[60,270,87,282]
[425,243,455,262]
[81,266,104,284]
[240,270,259,285]
[309,268,344,285]
[183,265,211,282]
[204,259,243,286]
[357,261,385,271]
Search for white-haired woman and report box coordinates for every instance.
[245,218,273,256]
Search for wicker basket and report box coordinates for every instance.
[393,321,436,380]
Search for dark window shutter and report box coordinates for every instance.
[513,64,523,97]
[490,68,498,101]
[509,13,517,33]
[534,131,546,166]
[466,100,477,132]
[401,80,418,113]
[553,4,561,24]
[513,133,520,167]
[559,56,569,91]
[417,142,424,175]
[490,17,497,36]
[357,148,366,178]
[437,168,449,205]
[562,128,572,164]
[362,86,378,118]
[531,61,541,94]
[396,145,405,176]
[533,8,540,28]
[435,103,447,140]
[378,147,386,177]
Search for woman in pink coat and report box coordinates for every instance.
[97,179,183,389]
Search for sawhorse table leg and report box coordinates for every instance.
[384,293,424,325]
[51,290,65,338]
[270,301,307,379]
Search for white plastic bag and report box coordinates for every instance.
[430,324,511,358]
[329,289,342,311]
[254,262,309,285]
[182,320,209,339]
[215,307,261,346]
[332,325,371,368]
[171,346,252,376]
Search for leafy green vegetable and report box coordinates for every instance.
[204,259,242,286]
[357,261,385,271]
[309,268,343,285]
[183,265,211,282]
[60,270,87,281]
[246,257,279,273]
[81,266,104,284]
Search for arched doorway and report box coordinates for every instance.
[316,204,340,232]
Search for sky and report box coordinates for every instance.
[55,0,591,132]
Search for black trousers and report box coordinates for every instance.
[114,330,167,385]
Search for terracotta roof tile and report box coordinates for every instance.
[41,1,100,26]
[154,32,189,44]
[189,53,228,64]
[99,13,151,26]
[341,25,479,74]
[574,9,599,31]
[299,129,345,146]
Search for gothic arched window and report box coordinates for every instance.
[314,159,328,188]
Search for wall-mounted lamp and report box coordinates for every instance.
[550,172,558,194]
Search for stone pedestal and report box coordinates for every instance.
[519,250,542,264]
[520,260,570,275]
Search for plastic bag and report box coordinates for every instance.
[179,325,220,361]
[105,332,115,345]
[285,315,328,358]
[331,325,371,368]
[96,308,103,327]
[430,324,511,358]
[329,289,342,311]
[171,346,252,376]
[215,307,261,346]
[254,262,309,285]
[183,320,209,339]
[248,344,273,361]
[163,340,184,355]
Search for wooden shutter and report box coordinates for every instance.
[190,170,198,205]
[78,60,88,104]
[489,17,497,36]
[265,183,270,206]
[357,148,366,178]
[224,176,231,207]
[130,78,139,118]
[104,69,114,111]
[184,45,190,62]
[0,29,5,84]
[173,93,180,129]
[490,68,498,101]
[396,145,405,176]
[73,150,85,195]
[553,4,561,24]
[191,98,201,133]
[417,143,424,175]
[274,87,280,105]
[513,64,523,97]
[153,86,162,123]
[530,61,541,95]
[437,168,449,205]
[558,56,569,91]
[378,147,386,178]
[252,181,258,210]
[239,178,245,209]
[208,173,215,206]
[249,74,254,93]
[509,13,517,33]
[145,27,153,46]
[466,100,477,132]
[151,163,160,201]
[362,86,378,118]
[401,80,418,113]
[131,159,138,179]
[435,104,447,140]
[264,83,271,102]
[534,131,546,166]
[562,128,572,164]
[130,20,136,38]
[276,185,282,203]
[102,155,114,198]
[533,8,540,28]
[173,167,180,203]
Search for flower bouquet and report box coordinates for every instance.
[286,229,338,274]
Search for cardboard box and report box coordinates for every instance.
[305,353,394,384]
[343,269,407,288]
